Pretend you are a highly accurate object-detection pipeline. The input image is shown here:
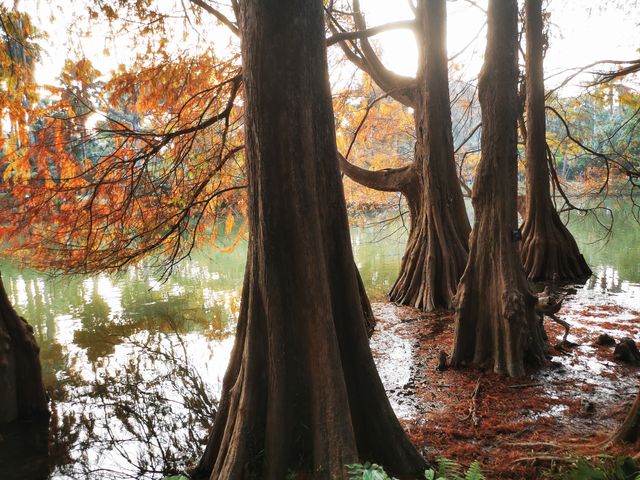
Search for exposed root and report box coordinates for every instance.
[461,376,482,427]
[508,383,543,389]
[537,286,571,342]
[512,455,575,465]
[506,442,564,449]
[549,314,571,343]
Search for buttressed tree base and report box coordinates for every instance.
[337,0,470,312]
[192,0,426,478]
[451,0,547,377]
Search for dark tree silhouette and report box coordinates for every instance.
[0,274,48,423]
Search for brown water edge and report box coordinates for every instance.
[369,296,640,479]
[1,271,638,479]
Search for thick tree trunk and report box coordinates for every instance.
[0,273,49,423]
[388,0,470,311]
[451,0,547,377]
[340,0,470,311]
[193,1,426,478]
[608,389,640,444]
[520,0,591,281]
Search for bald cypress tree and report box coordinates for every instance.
[193,0,426,477]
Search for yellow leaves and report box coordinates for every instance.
[3,150,31,183]
[101,4,118,21]
[224,213,235,236]
[333,72,414,210]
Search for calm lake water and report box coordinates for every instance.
[0,206,639,479]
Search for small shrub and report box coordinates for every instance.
[346,462,390,480]
[346,458,485,480]
[424,458,485,480]
[558,455,640,480]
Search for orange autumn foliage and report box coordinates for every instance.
[333,76,415,214]
[1,15,246,275]
[2,5,425,274]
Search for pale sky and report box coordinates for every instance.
[9,0,640,92]
[361,0,639,88]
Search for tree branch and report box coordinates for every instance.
[325,4,417,107]
[326,19,416,46]
[338,153,417,194]
[188,0,239,36]
[592,59,640,85]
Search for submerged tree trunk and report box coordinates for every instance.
[520,0,591,281]
[193,1,426,478]
[340,0,470,311]
[0,273,48,424]
[451,0,547,377]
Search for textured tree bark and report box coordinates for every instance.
[608,389,640,444]
[193,1,426,478]
[388,0,470,311]
[341,0,470,311]
[519,0,591,281]
[0,273,49,424]
[451,0,547,377]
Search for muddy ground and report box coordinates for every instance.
[370,289,640,479]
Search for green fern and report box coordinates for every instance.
[558,455,639,480]
[440,457,465,478]
[424,458,485,480]
[465,461,485,480]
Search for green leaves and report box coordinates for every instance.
[560,455,640,480]
[346,459,486,480]
[346,462,391,480]
[424,458,485,480]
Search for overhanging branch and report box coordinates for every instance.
[326,19,416,46]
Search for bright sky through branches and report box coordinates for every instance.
[8,0,640,93]
[361,0,638,88]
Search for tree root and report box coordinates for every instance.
[536,287,571,343]
[506,441,564,449]
[461,375,482,427]
[512,455,574,465]
[549,314,571,343]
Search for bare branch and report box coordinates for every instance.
[326,19,416,46]
[325,3,417,107]
[188,0,239,36]
[592,59,640,85]
[338,153,418,194]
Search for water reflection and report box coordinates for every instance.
[0,211,638,479]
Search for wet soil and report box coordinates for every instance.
[370,295,640,479]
